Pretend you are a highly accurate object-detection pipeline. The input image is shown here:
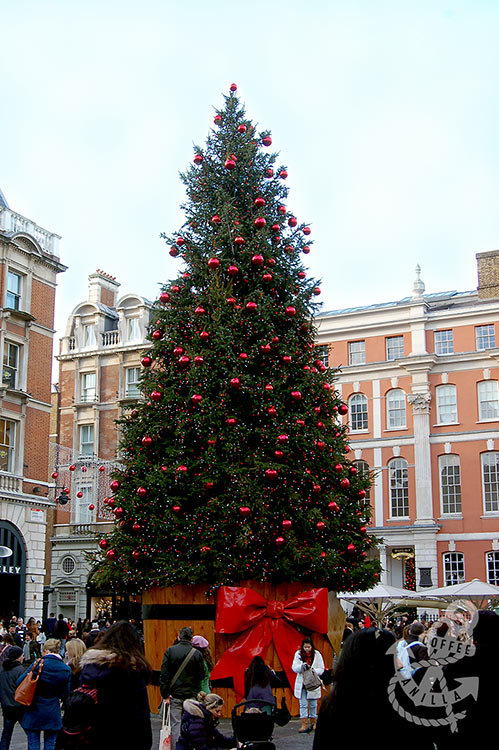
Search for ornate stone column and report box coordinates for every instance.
[408,392,434,524]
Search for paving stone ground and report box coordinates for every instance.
[1,713,315,749]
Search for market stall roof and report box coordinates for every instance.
[406,578,499,607]
[337,584,449,623]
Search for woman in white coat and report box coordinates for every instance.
[292,636,324,733]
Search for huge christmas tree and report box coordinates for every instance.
[96,84,380,594]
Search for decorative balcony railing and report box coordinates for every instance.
[0,207,61,256]
[0,474,22,493]
[102,331,120,346]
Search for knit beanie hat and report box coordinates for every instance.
[199,692,224,710]
[6,646,23,660]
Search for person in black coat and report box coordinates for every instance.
[0,646,25,750]
[177,692,234,750]
[78,620,152,750]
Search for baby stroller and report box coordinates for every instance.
[231,699,276,750]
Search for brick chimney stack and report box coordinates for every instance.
[477,250,499,299]
[88,270,120,308]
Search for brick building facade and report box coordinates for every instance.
[316,252,499,592]
[49,272,151,620]
[0,187,66,621]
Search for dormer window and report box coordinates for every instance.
[127,318,141,341]
[83,324,96,348]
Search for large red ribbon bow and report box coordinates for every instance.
[210,586,328,699]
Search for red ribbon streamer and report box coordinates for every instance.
[210,586,328,699]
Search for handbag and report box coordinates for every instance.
[301,666,322,692]
[274,694,292,727]
[14,658,44,706]
[159,701,171,750]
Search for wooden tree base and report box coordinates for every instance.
[143,580,332,718]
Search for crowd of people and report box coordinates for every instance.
[0,608,497,749]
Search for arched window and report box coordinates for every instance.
[389,458,408,517]
[439,455,462,515]
[348,394,368,432]
[443,552,465,586]
[481,451,499,513]
[354,460,370,500]
[436,385,458,424]
[477,381,499,421]
[486,551,499,585]
[386,389,406,428]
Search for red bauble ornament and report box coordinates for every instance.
[334,463,343,473]
[251,254,264,265]
[358,489,367,499]
[277,434,289,444]
[110,480,120,491]
[275,536,285,547]
[350,467,358,475]
[179,355,191,367]
[106,549,116,560]
[360,526,367,534]
[51,471,58,479]
[204,481,214,490]
[271,223,280,232]
[303,227,311,235]
[172,505,181,513]
[239,352,248,360]
[211,214,221,224]
[176,237,185,246]
[193,154,203,165]
[194,306,206,315]
[159,292,170,303]
[265,469,278,481]
[137,487,147,497]
[69,465,76,471]
[132,550,140,560]
[227,265,239,276]
[234,236,245,246]
[99,465,105,472]
[340,478,350,489]
[267,257,276,266]
[291,391,302,400]
[262,273,273,282]
[278,205,286,214]
[208,258,220,269]
[224,158,236,170]
[267,406,277,417]
[288,217,297,227]
[298,271,306,280]
[191,394,202,405]
[245,302,257,313]
[169,247,179,257]
[265,384,273,391]
[176,465,188,473]
[328,501,339,512]
[262,136,272,146]
[265,168,274,178]
[260,344,271,354]
[207,438,216,446]
[99,539,108,550]
[150,390,162,402]
[285,306,296,317]
[254,217,266,229]
[226,417,237,426]
[254,197,265,208]
[313,484,321,493]
[214,114,222,125]
[238,124,246,133]
[347,543,356,553]
[282,355,291,364]
[230,377,241,389]
[76,491,83,498]
[201,546,211,553]
[171,285,180,293]
[279,170,288,179]
[226,296,236,306]
[132,523,141,532]
[200,331,209,341]
[239,506,250,517]
[338,404,348,415]
[141,356,152,367]
[316,521,326,530]
[193,356,204,365]
[282,519,292,530]
[274,450,284,459]
[141,436,152,447]
[315,441,326,450]
[313,287,321,296]
[284,245,293,254]
[152,330,162,340]
[302,246,310,255]
[230,83,237,91]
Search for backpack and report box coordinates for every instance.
[62,686,98,747]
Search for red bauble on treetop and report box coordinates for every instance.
[97,85,377,594]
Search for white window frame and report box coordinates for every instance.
[315,345,329,368]
[443,552,465,586]
[481,451,499,513]
[2,342,20,389]
[436,384,458,424]
[74,484,95,524]
[475,324,495,351]
[486,551,499,585]
[477,380,499,421]
[125,367,141,398]
[386,389,406,428]
[348,394,368,432]
[389,457,409,518]
[79,424,95,457]
[439,454,462,515]
[83,324,96,349]
[348,340,365,366]
[61,556,76,574]
[435,329,454,355]
[386,336,404,361]
[354,460,370,500]
[0,419,16,473]
[127,318,141,341]
[81,372,97,403]
[6,271,22,310]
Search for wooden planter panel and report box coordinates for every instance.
[143,581,332,718]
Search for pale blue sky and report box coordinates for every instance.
[2,0,499,343]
